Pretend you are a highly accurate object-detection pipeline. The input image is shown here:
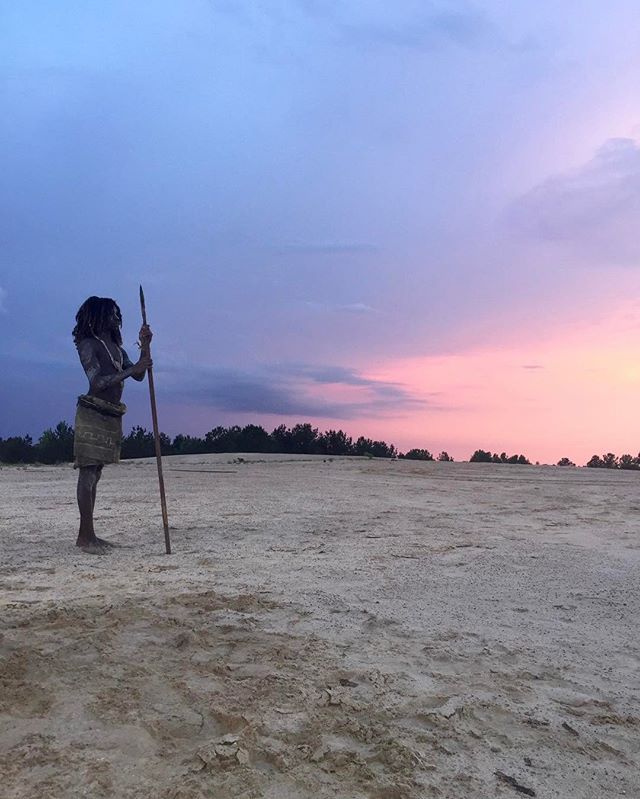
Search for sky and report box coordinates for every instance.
[1,0,640,463]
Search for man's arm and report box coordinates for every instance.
[128,324,153,382]
[78,340,150,394]
[122,348,146,382]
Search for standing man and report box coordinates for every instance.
[72,296,152,553]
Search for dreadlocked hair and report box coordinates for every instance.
[73,296,123,346]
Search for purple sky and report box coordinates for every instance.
[1,2,640,460]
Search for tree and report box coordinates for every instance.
[318,429,353,456]
[172,434,206,455]
[586,454,604,468]
[618,454,639,470]
[270,424,294,454]
[470,449,492,463]
[121,426,156,459]
[470,449,529,464]
[354,436,374,456]
[602,452,618,469]
[204,425,243,453]
[403,448,434,461]
[289,423,320,454]
[36,421,74,463]
[437,451,453,462]
[0,435,35,463]
[557,457,575,467]
[121,427,172,458]
[204,426,229,452]
[370,440,397,458]
[237,424,272,453]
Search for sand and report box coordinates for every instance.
[0,454,638,798]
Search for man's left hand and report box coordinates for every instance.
[139,324,153,346]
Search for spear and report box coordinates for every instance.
[139,285,172,555]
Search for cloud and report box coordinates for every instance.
[277,242,379,254]
[283,363,384,386]
[185,369,329,416]
[522,364,543,370]
[336,6,497,52]
[340,303,377,314]
[162,362,430,419]
[509,138,640,263]
[275,363,430,403]
[303,301,379,315]
[0,287,6,312]
[209,1,496,53]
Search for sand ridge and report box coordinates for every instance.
[1,455,639,797]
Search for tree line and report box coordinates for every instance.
[1,421,639,469]
[0,422,401,464]
[469,450,531,465]
[0,422,457,464]
[123,423,400,460]
[582,453,640,470]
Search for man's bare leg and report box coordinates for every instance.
[91,464,102,512]
[76,465,107,553]
[89,465,119,548]
[76,465,120,552]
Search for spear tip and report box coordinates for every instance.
[139,284,147,324]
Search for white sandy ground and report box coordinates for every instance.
[0,455,639,799]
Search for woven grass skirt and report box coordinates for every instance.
[73,395,126,468]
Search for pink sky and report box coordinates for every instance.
[364,301,640,464]
[155,299,640,466]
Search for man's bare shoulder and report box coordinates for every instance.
[76,337,98,351]
[76,338,100,366]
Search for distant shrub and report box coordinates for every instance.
[586,452,640,469]
[470,449,492,463]
[470,449,530,465]
[402,449,434,461]
[36,421,74,464]
[619,454,640,470]
[0,435,35,464]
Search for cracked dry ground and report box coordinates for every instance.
[1,589,446,799]
[2,586,637,799]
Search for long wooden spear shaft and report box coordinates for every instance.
[139,285,172,555]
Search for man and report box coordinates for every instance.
[72,296,152,553]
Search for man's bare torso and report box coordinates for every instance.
[77,336,135,405]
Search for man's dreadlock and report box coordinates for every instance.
[73,296,123,346]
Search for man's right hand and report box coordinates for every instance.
[132,354,152,376]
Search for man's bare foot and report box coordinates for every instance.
[76,539,110,555]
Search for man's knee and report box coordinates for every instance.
[78,466,100,491]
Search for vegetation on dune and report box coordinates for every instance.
[402,448,434,461]
[0,422,75,465]
[2,422,639,470]
[585,452,640,470]
[0,422,397,464]
[470,449,530,465]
